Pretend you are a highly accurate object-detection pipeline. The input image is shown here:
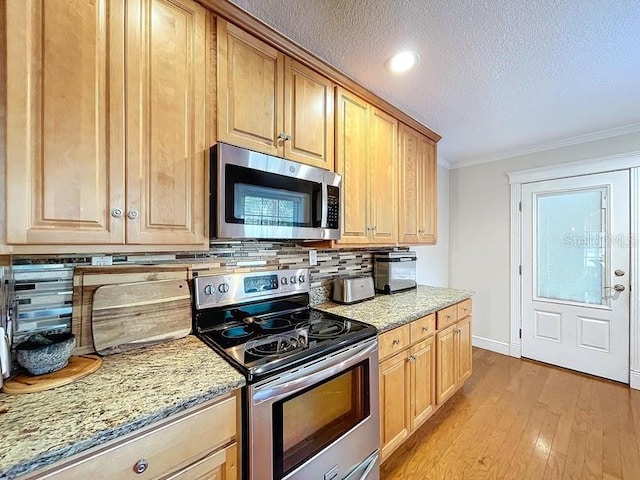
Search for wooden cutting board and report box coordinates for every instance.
[91,279,192,355]
[2,355,102,394]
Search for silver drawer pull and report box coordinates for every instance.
[133,459,149,474]
[446,315,452,320]
[392,339,400,346]
[421,326,429,332]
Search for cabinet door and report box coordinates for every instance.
[125,0,208,246]
[418,137,437,244]
[369,108,398,244]
[456,316,473,385]
[335,88,370,244]
[436,324,457,404]
[410,337,436,430]
[379,351,410,460]
[217,19,283,156]
[283,58,334,170]
[5,0,125,244]
[164,443,237,480]
[398,124,421,244]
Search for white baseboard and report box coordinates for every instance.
[509,342,522,358]
[472,335,510,356]
[630,371,640,390]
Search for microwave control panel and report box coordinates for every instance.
[327,185,340,230]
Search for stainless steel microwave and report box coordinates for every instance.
[211,143,341,240]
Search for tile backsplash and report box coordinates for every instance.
[12,242,405,343]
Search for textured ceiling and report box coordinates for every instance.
[229,0,640,166]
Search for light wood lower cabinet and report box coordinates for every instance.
[379,315,436,461]
[23,393,239,480]
[436,303,473,405]
[379,300,472,463]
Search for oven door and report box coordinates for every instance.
[214,143,341,240]
[248,339,379,480]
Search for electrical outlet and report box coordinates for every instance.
[308,249,318,266]
[91,255,113,266]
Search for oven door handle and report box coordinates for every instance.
[252,339,377,405]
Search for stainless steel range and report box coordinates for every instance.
[193,269,380,480]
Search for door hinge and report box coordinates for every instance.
[519,265,522,275]
[519,328,522,339]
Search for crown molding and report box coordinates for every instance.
[449,123,640,169]
[437,155,451,169]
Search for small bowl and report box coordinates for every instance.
[15,333,76,376]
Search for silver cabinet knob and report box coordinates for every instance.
[277,132,287,141]
[111,208,123,218]
[422,326,429,332]
[392,338,400,346]
[133,459,149,474]
[285,134,293,141]
[127,210,139,220]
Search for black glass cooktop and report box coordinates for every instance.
[193,295,376,382]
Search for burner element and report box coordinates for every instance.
[221,325,253,339]
[291,310,328,322]
[245,334,306,357]
[297,319,349,339]
[255,317,292,331]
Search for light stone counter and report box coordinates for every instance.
[315,285,473,333]
[0,336,245,480]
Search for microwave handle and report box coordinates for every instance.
[319,183,328,228]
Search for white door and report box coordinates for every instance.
[521,171,630,383]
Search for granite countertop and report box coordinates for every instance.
[315,285,473,333]
[0,336,245,480]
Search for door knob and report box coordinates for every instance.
[614,269,626,277]
[604,284,625,292]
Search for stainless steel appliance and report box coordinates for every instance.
[333,276,375,304]
[373,251,417,293]
[193,269,380,480]
[211,143,342,240]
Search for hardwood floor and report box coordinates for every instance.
[380,347,640,480]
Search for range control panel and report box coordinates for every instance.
[194,268,310,310]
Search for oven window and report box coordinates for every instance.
[235,183,309,226]
[272,362,370,479]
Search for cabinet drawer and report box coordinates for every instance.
[410,314,435,343]
[379,324,411,360]
[457,299,472,319]
[437,305,458,330]
[34,395,237,480]
[162,443,236,480]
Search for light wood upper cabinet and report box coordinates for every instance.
[336,89,398,245]
[283,58,335,170]
[217,19,283,156]
[5,0,126,245]
[125,0,207,245]
[369,108,398,244]
[398,123,437,245]
[335,88,370,244]
[4,0,209,249]
[217,20,334,170]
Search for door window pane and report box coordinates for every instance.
[536,189,605,305]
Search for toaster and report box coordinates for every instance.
[374,251,417,293]
[332,276,375,304]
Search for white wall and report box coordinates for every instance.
[414,164,449,287]
[449,131,640,351]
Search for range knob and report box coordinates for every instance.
[290,276,297,284]
[298,274,306,284]
[281,276,288,286]
[218,283,230,294]
[203,284,214,295]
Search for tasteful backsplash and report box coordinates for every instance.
[11,242,405,343]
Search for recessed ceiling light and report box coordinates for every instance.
[386,51,420,74]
